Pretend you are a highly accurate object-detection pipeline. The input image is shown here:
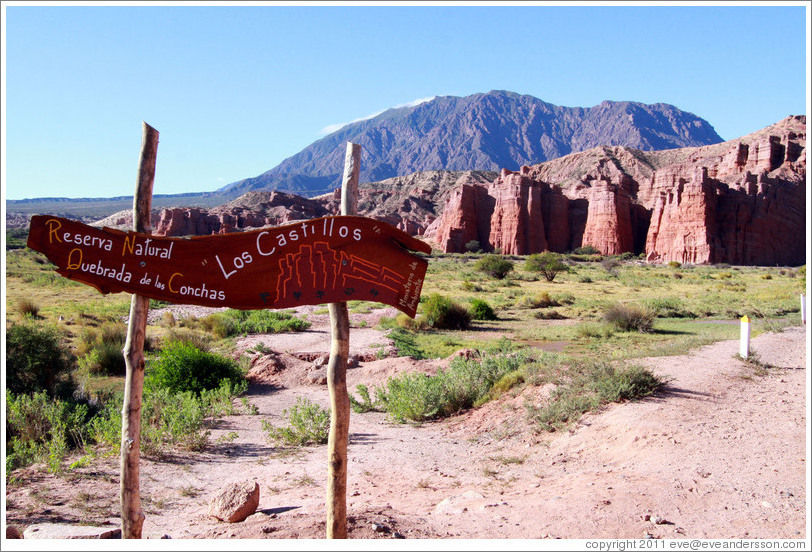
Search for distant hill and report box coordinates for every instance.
[219,90,723,197]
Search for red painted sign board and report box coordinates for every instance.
[27,215,431,318]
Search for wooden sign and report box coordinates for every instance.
[27,215,431,317]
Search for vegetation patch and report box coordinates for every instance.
[351,348,530,423]
[525,359,665,432]
[262,397,330,446]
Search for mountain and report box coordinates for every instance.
[219,90,723,197]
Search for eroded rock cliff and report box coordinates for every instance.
[429,115,806,265]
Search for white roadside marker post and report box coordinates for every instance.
[739,315,751,359]
[801,293,806,325]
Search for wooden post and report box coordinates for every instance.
[326,142,360,539]
[120,122,158,539]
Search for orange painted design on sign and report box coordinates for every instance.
[26,215,431,317]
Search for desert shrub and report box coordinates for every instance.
[15,298,40,318]
[534,309,567,320]
[75,321,127,376]
[518,291,559,309]
[460,280,483,292]
[395,312,428,331]
[667,260,682,268]
[469,298,497,321]
[573,245,600,255]
[601,257,622,276]
[422,294,471,330]
[146,340,244,396]
[79,340,127,376]
[761,273,773,280]
[349,384,378,413]
[140,387,211,454]
[165,327,213,351]
[464,240,482,253]
[525,252,569,282]
[526,360,664,432]
[87,378,247,456]
[643,297,696,318]
[371,349,530,423]
[262,396,330,446]
[5,323,75,397]
[603,303,656,332]
[576,322,615,339]
[475,254,514,280]
[160,311,177,327]
[5,390,93,473]
[204,309,311,338]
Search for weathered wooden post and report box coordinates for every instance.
[326,142,360,538]
[120,122,159,539]
[739,314,751,359]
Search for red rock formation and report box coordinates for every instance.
[428,115,806,265]
[581,178,634,256]
[430,183,493,252]
[488,170,547,255]
[645,168,717,264]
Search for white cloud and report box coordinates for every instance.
[319,96,436,135]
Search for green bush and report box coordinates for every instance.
[204,309,311,338]
[76,321,127,376]
[525,252,569,282]
[5,323,75,397]
[518,291,559,309]
[572,245,600,255]
[146,340,244,395]
[165,327,213,351]
[370,349,530,423]
[349,384,378,413]
[469,298,497,321]
[525,360,664,432]
[603,303,656,332]
[262,396,330,446]
[464,240,482,253]
[422,294,471,330]
[87,378,247,456]
[6,390,91,473]
[475,254,514,280]
[643,297,696,319]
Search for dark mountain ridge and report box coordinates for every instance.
[220,90,723,197]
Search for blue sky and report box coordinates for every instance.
[2,2,809,200]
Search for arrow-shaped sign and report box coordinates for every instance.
[27,215,431,318]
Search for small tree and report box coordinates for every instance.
[525,252,568,282]
[464,240,482,253]
[475,254,514,280]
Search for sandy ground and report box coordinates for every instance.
[3,306,808,544]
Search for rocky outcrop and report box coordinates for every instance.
[488,169,547,255]
[429,115,806,265]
